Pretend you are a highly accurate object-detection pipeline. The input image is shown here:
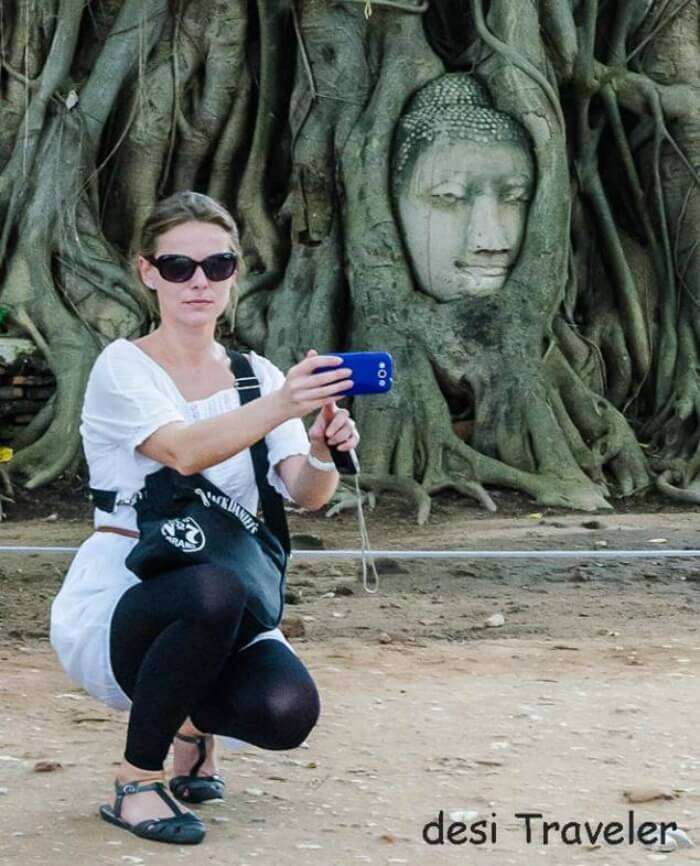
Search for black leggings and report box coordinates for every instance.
[109,563,321,771]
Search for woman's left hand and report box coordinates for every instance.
[305,350,360,453]
[308,401,360,452]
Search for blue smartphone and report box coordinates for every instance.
[312,351,393,474]
[314,351,393,397]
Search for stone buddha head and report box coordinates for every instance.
[392,74,535,302]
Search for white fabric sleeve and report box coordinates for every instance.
[80,345,186,455]
[250,351,311,501]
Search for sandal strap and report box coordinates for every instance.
[174,732,210,777]
[113,778,181,819]
[153,782,186,816]
[174,733,204,744]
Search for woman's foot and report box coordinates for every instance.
[170,719,225,803]
[113,760,199,827]
[173,720,218,778]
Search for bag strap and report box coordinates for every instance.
[228,350,291,555]
[89,488,118,512]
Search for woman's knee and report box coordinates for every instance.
[182,564,248,632]
[258,679,321,750]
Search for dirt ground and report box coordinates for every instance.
[0,484,699,865]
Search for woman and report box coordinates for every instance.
[49,190,359,845]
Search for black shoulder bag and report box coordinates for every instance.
[90,351,290,631]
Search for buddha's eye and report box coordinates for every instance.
[501,187,531,204]
[431,191,463,205]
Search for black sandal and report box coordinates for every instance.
[99,778,206,844]
[170,733,226,804]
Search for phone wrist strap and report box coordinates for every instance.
[351,474,379,594]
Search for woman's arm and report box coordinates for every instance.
[276,400,360,510]
[137,355,352,476]
[275,449,339,511]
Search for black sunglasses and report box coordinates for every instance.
[147,252,238,283]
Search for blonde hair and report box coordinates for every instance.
[136,191,246,331]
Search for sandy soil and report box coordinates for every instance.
[1,493,699,865]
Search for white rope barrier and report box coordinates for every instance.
[0,545,699,560]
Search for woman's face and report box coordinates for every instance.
[137,220,237,329]
[397,138,534,301]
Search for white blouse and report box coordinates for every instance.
[82,338,311,530]
[50,338,311,751]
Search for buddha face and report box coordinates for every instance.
[396,137,534,301]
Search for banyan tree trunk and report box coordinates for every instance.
[0,0,697,520]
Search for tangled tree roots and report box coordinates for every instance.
[0,0,697,518]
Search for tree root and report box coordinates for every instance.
[9,395,56,451]
[656,467,700,505]
[0,466,13,498]
[171,1,248,192]
[575,96,652,382]
[545,345,651,496]
[0,0,694,514]
[1,131,107,486]
[349,347,614,520]
[264,1,375,363]
[471,0,565,131]
[426,477,497,513]
[0,0,85,248]
[0,452,14,519]
[324,473,491,526]
[236,0,287,274]
[325,483,376,518]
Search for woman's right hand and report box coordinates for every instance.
[280,351,353,419]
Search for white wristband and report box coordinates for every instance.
[306,451,337,472]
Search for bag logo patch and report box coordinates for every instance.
[161,516,206,552]
[194,487,259,534]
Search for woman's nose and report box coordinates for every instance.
[188,264,209,287]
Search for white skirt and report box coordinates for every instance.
[49,532,295,751]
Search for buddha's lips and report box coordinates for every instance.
[455,265,509,277]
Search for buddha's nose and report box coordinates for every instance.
[463,194,512,257]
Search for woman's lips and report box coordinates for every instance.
[185,300,213,305]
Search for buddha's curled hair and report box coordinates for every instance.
[392,73,532,189]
